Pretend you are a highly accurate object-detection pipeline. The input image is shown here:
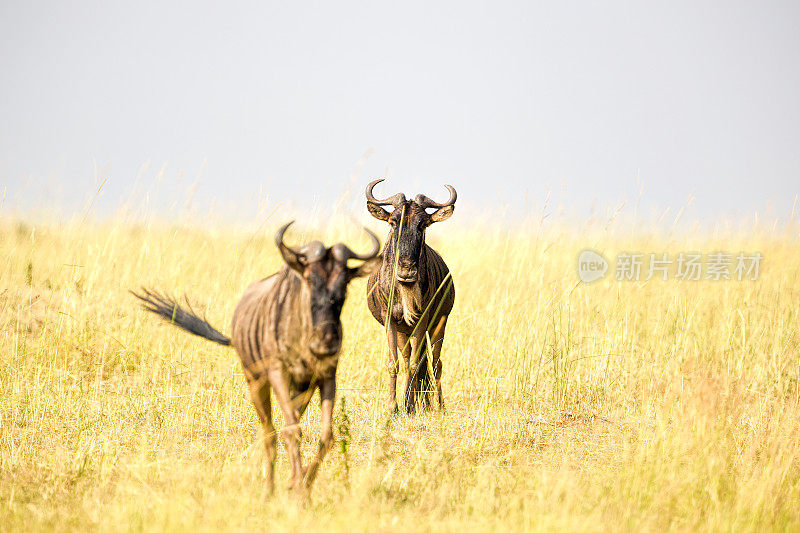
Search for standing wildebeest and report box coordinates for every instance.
[133,222,380,495]
[364,179,457,414]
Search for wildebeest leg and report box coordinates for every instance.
[386,323,400,414]
[247,374,277,494]
[291,381,316,419]
[267,367,305,492]
[429,315,448,411]
[405,323,427,414]
[303,377,335,490]
[397,330,413,412]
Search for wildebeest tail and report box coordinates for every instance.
[131,288,231,346]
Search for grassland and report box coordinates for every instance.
[1,210,799,531]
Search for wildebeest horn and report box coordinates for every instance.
[415,185,457,209]
[365,179,406,207]
[275,220,306,266]
[332,227,381,262]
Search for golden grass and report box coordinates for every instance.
[1,211,798,531]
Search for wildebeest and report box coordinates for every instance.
[364,179,456,414]
[133,222,380,495]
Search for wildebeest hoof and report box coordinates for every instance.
[404,401,416,415]
[260,483,275,502]
[289,480,307,495]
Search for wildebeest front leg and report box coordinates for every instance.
[429,315,448,411]
[247,374,277,495]
[386,323,400,414]
[303,376,335,490]
[404,323,427,414]
[267,367,305,492]
[397,330,411,410]
[291,380,316,419]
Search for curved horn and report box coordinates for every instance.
[333,227,381,263]
[415,184,457,209]
[365,178,406,207]
[274,220,305,266]
[275,220,298,251]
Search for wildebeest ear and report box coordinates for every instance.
[349,256,381,278]
[429,205,454,223]
[367,202,391,221]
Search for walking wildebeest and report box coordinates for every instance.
[364,179,456,414]
[133,221,380,496]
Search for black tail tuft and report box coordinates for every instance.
[131,288,231,346]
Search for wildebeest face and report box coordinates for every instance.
[366,180,456,284]
[275,222,381,357]
[384,203,429,283]
[302,256,347,356]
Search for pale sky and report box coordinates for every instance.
[1,0,798,223]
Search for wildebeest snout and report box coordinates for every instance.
[309,322,342,356]
[395,260,418,283]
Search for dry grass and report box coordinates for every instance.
[1,210,799,531]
